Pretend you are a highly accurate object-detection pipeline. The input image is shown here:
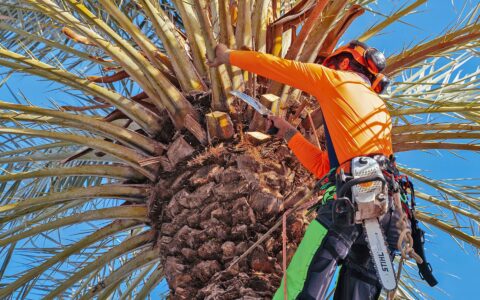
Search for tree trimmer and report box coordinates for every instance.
[230,91,398,291]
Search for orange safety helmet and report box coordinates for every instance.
[323,40,390,94]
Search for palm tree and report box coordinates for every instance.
[0,0,478,299]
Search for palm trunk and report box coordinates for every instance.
[152,141,314,298]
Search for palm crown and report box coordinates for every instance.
[0,0,478,299]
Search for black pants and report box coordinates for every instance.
[296,198,403,300]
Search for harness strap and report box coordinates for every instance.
[323,117,340,168]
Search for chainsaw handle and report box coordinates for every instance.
[337,175,386,198]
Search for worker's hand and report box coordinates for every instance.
[267,116,297,141]
[206,43,232,67]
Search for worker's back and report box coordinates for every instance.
[318,69,393,164]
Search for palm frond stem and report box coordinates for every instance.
[391,106,480,116]
[133,266,164,300]
[394,142,480,152]
[0,184,148,217]
[393,132,480,143]
[193,0,232,110]
[399,167,480,211]
[0,142,71,157]
[0,127,156,180]
[0,152,119,164]
[0,101,163,154]
[358,0,427,42]
[118,264,156,300]
[0,165,143,186]
[136,0,205,92]
[0,51,162,135]
[416,211,480,248]
[0,205,148,248]
[393,124,480,134]
[416,191,480,223]
[37,0,196,128]
[0,219,143,298]
[170,0,207,76]
[81,247,159,299]
[386,23,480,75]
[44,231,153,300]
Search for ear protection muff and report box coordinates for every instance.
[323,40,389,94]
[349,40,386,74]
[371,73,390,94]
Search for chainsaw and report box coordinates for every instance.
[336,156,397,291]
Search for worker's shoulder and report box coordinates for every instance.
[331,69,369,83]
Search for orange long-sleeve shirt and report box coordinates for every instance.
[230,51,393,170]
[287,132,330,178]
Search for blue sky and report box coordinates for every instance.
[0,0,478,299]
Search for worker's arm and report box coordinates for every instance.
[206,44,335,97]
[207,45,331,178]
[287,132,330,179]
[229,50,332,96]
[269,116,330,179]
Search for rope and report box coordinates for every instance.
[387,257,404,300]
[393,192,423,263]
[282,209,291,300]
[388,192,423,299]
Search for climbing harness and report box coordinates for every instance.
[380,156,438,299]
[327,154,437,294]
